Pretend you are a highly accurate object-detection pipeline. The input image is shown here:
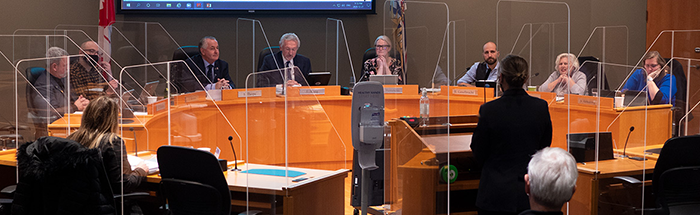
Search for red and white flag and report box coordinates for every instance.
[98,0,116,64]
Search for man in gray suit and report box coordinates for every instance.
[32,47,89,123]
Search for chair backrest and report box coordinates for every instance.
[656,166,700,214]
[665,58,686,104]
[157,145,230,215]
[577,56,610,96]
[25,67,47,115]
[361,48,400,74]
[160,178,222,215]
[653,135,700,195]
[257,46,279,71]
[172,46,200,61]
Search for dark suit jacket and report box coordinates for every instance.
[470,88,553,213]
[175,55,234,93]
[32,73,77,122]
[257,51,312,87]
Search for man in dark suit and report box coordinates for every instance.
[257,33,312,87]
[175,36,234,93]
[470,55,553,215]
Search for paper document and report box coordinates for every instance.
[127,155,159,174]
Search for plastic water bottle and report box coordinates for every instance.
[420,88,430,127]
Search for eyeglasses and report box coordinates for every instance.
[644,64,659,69]
[375,45,391,50]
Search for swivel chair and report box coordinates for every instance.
[25,67,47,139]
[157,145,231,215]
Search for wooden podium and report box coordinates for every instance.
[387,115,480,215]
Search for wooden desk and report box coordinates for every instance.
[570,157,656,215]
[613,144,664,160]
[149,163,349,215]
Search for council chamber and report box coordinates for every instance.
[0,0,699,214]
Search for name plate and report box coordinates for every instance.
[452,89,478,96]
[238,90,262,98]
[577,97,598,106]
[184,95,200,102]
[300,88,326,95]
[155,103,166,112]
[384,87,403,94]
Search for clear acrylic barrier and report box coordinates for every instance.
[497,1,570,88]
[325,18,358,87]
[673,57,700,136]
[243,67,348,214]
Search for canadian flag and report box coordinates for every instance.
[98,0,115,64]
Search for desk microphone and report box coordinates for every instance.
[622,126,635,158]
[130,127,137,156]
[228,136,240,171]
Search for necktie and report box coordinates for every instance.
[285,61,293,81]
[207,65,214,82]
[485,68,492,79]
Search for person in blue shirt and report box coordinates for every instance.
[622,51,676,106]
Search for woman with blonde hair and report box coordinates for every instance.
[538,53,587,95]
[359,35,405,84]
[68,96,148,192]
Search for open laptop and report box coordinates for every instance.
[369,74,398,85]
[138,80,159,104]
[567,132,615,162]
[308,71,331,86]
[623,90,648,107]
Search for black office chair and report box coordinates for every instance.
[171,46,200,94]
[157,145,231,215]
[256,46,279,71]
[25,67,47,139]
[360,47,400,75]
[577,56,610,96]
[599,135,700,215]
[664,58,690,137]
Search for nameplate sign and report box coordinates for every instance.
[238,90,262,98]
[452,89,478,96]
[578,97,598,106]
[300,88,326,95]
[384,87,403,94]
[155,103,166,112]
[184,95,200,103]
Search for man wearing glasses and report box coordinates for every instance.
[457,42,501,87]
[622,51,677,106]
[70,40,118,100]
[258,33,312,87]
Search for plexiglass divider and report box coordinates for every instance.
[237,18,349,213]
[325,18,357,87]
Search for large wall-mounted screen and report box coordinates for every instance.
[118,0,375,14]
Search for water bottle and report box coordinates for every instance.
[420,88,430,127]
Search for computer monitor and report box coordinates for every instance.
[139,80,159,104]
[567,132,615,162]
[308,71,331,86]
[369,74,398,85]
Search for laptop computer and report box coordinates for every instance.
[623,90,648,107]
[138,80,159,104]
[369,74,398,85]
[308,71,331,86]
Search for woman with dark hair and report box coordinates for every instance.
[68,96,148,192]
[470,55,553,215]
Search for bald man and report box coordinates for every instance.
[457,42,501,87]
[70,41,118,100]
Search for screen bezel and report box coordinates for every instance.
[116,0,376,15]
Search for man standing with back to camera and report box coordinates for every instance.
[177,36,234,93]
[458,42,501,87]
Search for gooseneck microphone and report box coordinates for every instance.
[130,127,137,156]
[622,126,634,157]
[228,136,240,171]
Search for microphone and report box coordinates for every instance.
[130,127,138,156]
[228,136,240,171]
[621,126,645,160]
[622,126,634,157]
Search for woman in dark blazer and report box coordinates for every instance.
[470,55,553,215]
